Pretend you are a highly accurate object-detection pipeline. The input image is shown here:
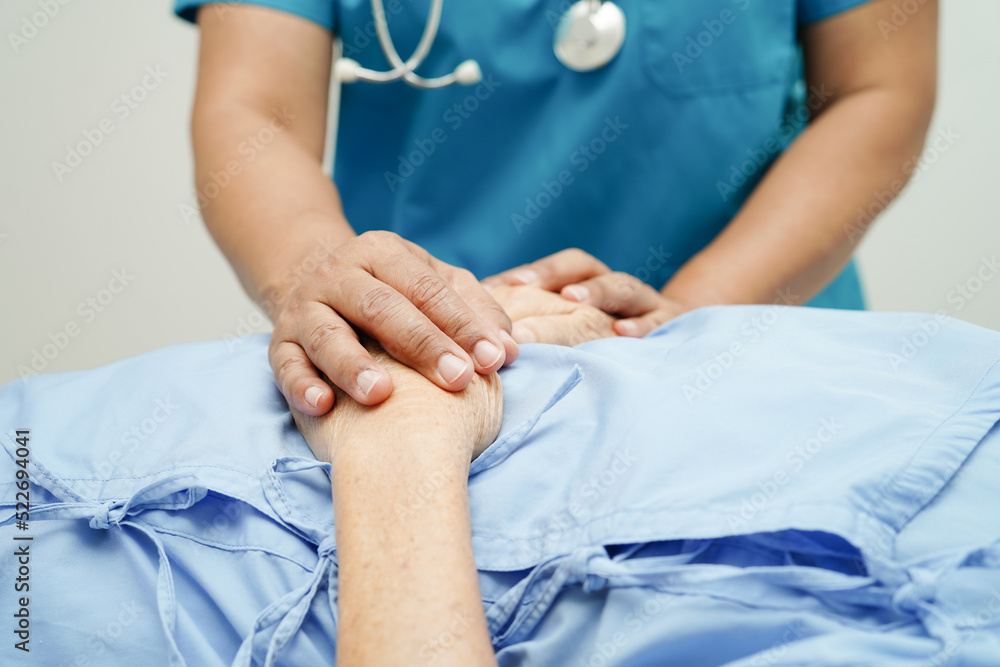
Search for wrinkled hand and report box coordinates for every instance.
[486,284,617,346]
[292,338,503,464]
[292,285,617,467]
[270,230,518,418]
[483,248,687,337]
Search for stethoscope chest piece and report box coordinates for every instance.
[554,0,627,72]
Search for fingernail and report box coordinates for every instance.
[438,353,469,384]
[356,370,382,398]
[512,269,539,285]
[499,329,520,362]
[617,320,639,337]
[499,329,518,347]
[563,285,589,302]
[304,386,324,408]
[511,323,536,344]
[473,339,503,368]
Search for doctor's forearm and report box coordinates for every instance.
[662,87,933,308]
[662,0,937,309]
[192,104,355,317]
[192,6,355,318]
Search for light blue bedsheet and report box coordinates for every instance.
[2,305,999,666]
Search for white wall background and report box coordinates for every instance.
[1,0,997,385]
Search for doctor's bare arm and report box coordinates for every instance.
[658,0,938,310]
[487,0,938,334]
[190,5,516,417]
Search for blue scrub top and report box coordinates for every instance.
[175,0,872,309]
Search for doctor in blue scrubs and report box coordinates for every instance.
[176,0,937,416]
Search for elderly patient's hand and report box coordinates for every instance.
[292,339,503,465]
[487,284,618,346]
[291,285,611,467]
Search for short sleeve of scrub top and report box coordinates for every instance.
[174,0,875,311]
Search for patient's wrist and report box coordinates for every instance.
[292,342,502,467]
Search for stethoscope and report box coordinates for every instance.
[334,0,627,88]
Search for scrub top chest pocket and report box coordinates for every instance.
[640,0,797,97]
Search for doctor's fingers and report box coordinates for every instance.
[423,256,518,359]
[481,248,611,291]
[326,267,504,389]
[363,257,512,375]
[395,238,518,364]
[613,307,682,338]
[559,272,663,317]
[270,310,394,415]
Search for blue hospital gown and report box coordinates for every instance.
[2,305,1000,666]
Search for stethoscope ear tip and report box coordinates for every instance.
[343,0,621,88]
[454,60,483,85]
[335,58,362,83]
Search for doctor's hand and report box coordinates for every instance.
[269,230,518,417]
[483,248,687,338]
